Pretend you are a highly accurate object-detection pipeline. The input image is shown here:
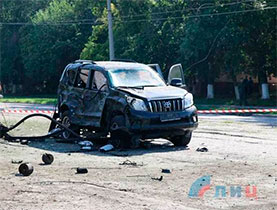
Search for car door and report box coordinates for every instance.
[81,70,109,127]
[68,67,91,121]
[167,64,186,89]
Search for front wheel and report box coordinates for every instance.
[109,115,139,149]
[170,131,192,147]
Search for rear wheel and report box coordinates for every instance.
[61,111,79,140]
[170,131,192,147]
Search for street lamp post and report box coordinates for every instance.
[107,0,115,60]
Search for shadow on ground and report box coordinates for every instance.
[27,138,189,157]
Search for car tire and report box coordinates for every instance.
[170,131,192,147]
[61,111,79,140]
[109,115,137,149]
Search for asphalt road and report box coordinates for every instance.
[0,103,276,210]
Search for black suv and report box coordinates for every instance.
[57,60,198,148]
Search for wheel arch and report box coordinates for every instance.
[100,97,127,130]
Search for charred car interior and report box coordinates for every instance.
[57,60,198,148]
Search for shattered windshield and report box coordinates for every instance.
[108,67,166,88]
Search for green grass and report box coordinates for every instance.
[195,97,277,110]
[0,95,57,104]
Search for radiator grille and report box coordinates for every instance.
[149,99,183,112]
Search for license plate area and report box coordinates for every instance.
[160,113,181,122]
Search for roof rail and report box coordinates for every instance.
[111,59,137,63]
[74,60,96,64]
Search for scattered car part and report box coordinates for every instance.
[78,140,93,147]
[161,169,171,173]
[19,163,34,176]
[196,147,208,152]
[11,160,23,164]
[0,113,82,142]
[99,144,114,152]
[119,160,143,167]
[79,140,94,151]
[151,176,163,181]
[81,146,93,151]
[42,153,54,165]
[48,127,62,136]
[76,167,88,174]
[20,140,29,145]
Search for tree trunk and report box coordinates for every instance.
[261,83,270,99]
[207,62,214,99]
[12,84,16,94]
[234,85,240,100]
[207,84,214,99]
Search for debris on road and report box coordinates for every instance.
[0,113,82,142]
[20,140,29,145]
[151,176,163,181]
[11,160,23,164]
[76,167,88,174]
[196,147,208,152]
[78,140,93,147]
[19,163,34,176]
[81,146,93,151]
[119,160,143,167]
[42,153,54,165]
[161,169,171,173]
[99,144,114,152]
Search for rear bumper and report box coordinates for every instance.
[126,105,198,136]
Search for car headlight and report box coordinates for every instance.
[126,96,148,111]
[182,93,194,109]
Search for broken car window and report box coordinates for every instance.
[67,69,76,86]
[92,71,108,91]
[75,69,89,88]
[108,67,166,88]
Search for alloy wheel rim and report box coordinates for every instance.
[62,116,71,139]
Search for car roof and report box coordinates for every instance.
[94,61,148,71]
[67,61,149,72]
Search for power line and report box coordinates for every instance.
[118,0,259,19]
[116,6,277,23]
[0,6,276,26]
[0,21,100,26]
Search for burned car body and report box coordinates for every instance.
[57,60,198,147]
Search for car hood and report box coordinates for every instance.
[117,86,188,100]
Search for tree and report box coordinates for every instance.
[0,0,51,94]
[19,0,95,94]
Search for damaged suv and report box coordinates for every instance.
[57,60,198,148]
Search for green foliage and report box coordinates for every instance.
[0,0,51,93]
[0,0,276,95]
[19,0,94,94]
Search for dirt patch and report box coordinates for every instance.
[0,114,276,210]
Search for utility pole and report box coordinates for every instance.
[0,0,2,96]
[107,0,115,60]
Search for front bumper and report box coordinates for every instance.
[126,105,198,134]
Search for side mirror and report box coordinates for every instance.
[170,78,182,87]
